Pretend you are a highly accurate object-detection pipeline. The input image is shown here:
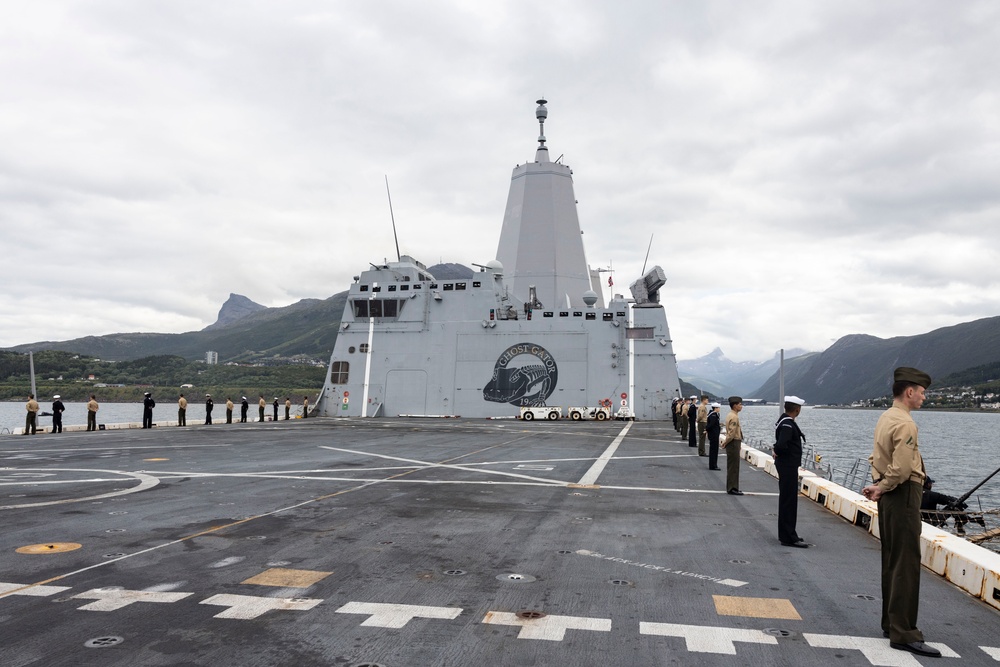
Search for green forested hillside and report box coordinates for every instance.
[0,351,324,402]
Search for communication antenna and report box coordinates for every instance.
[640,234,654,276]
[385,175,401,261]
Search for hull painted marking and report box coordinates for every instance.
[982,647,1000,660]
[712,595,802,620]
[0,582,71,597]
[201,594,322,619]
[73,588,193,611]
[335,601,462,628]
[639,622,778,655]
[576,422,632,486]
[482,611,611,641]
[803,634,960,664]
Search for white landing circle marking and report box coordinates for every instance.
[0,469,160,510]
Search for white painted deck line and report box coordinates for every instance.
[640,622,778,655]
[803,633,959,665]
[482,611,611,641]
[73,588,193,611]
[576,422,632,486]
[335,601,462,628]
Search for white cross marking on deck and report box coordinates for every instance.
[335,601,462,628]
[982,646,1000,660]
[200,594,322,619]
[577,422,632,486]
[803,634,960,665]
[640,622,777,654]
[72,588,193,611]
[482,611,612,641]
[0,582,71,597]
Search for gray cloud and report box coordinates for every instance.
[2,0,999,362]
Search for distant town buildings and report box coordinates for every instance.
[206,351,219,365]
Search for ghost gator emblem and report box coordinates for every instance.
[483,343,559,407]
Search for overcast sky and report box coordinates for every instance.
[2,1,999,362]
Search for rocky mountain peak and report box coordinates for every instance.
[204,293,267,331]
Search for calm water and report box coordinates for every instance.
[2,402,998,507]
[738,405,1000,509]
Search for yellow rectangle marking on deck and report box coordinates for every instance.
[712,595,801,620]
[241,568,333,588]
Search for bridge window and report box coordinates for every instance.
[626,327,654,339]
[330,362,349,384]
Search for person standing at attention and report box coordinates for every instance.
[258,395,266,422]
[205,394,214,425]
[142,392,155,429]
[240,397,249,423]
[671,397,679,432]
[687,396,698,448]
[285,397,291,420]
[51,395,65,433]
[861,367,941,658]
[678,398,689,438]
[272,397,279,422]
[722,396,744,495]
[302,395,309,418]
[24,394,40,435]
[178,393,187,426]
[696,395,710,456]
[226,397,234,424]
[774,396,807,548]
[87,395,99,431]
[706,402,722,471]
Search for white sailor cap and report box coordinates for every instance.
[784,395,806,406]
[689,395,697,399]
[53,395,61,399]
[710,402,721,408]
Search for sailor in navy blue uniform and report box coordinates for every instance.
[706,402,722,470]
[687,397,698,448]
[142,392,155,429]
[774,395,807,547]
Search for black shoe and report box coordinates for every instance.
[883,631,889,638]
[795,537,805,543]
[727,489,744,495]
[780,541,809,548]
[889,641,941,657]
[710,467,721,470]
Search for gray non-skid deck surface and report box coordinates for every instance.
[1,419,997,666]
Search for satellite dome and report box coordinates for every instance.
[486,259,503,273]
[582,290,598,307]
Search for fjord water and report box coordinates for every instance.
[2,402,998,507]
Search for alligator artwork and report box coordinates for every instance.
[483,363,555,406]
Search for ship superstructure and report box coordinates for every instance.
[315,100,682,419]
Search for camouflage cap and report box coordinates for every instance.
[894,367,931,388]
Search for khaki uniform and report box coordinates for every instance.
[302,397,309,418]
[226,399,234,424]
[678,402,688,437]
[24,398,40,435]
[259,397,266,422]
[722,410,743,492]
[285,398,291,420]
[178,396,188,426]
[869,400,927,644]
[87,399,99,431]
[696,402,709,455]
[674,401,685,432]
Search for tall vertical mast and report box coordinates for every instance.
[495,99,599,309]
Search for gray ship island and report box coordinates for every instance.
[2,101,999,666]
[314,99,681,421]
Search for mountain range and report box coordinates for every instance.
[677,347,811,398]
[6,266,999,404]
